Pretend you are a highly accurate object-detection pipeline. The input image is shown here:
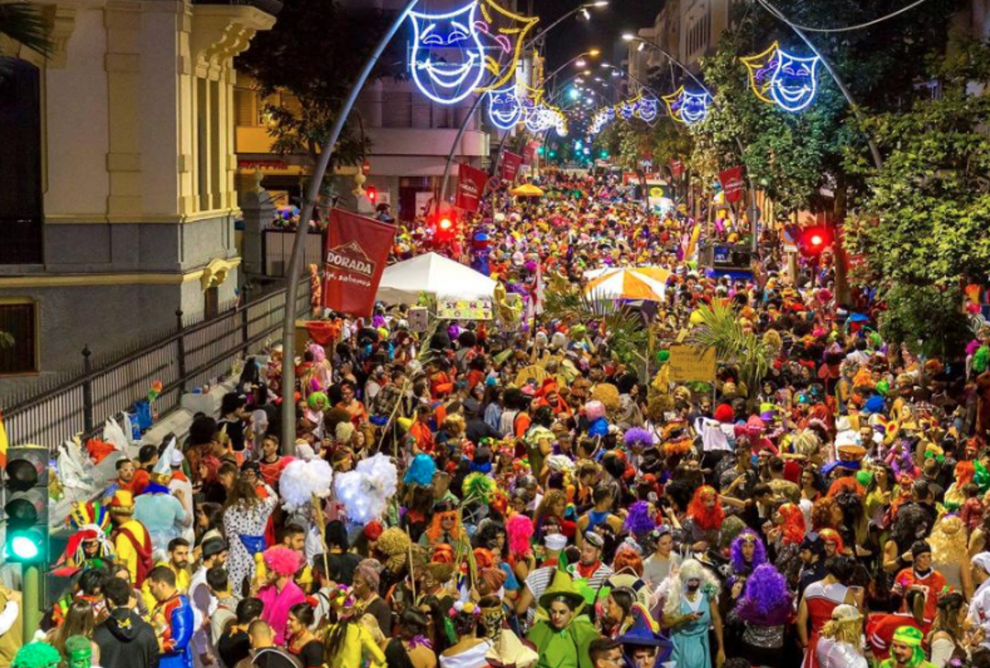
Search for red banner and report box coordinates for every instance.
[718,165,745,203]
[455,162,488,213]
[322,209,396,317]
[670,159,685,178]
[523,141,540,165]
[502,152,523,183]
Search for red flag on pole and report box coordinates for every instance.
[718,165,746,203]
[322,209,396,317]
[455,162,488,213]
[501,152,523,183]
[670,159,685,178]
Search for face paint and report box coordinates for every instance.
[769,50,820,112]
[409,3,486,105]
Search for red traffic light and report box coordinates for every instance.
[439,218,452,230]
[366,186,377,202]
[799,226,831,257]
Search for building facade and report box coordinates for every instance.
[0,0,276,396]
[233,0,490,224]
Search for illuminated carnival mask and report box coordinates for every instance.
[635,97,659,123]
[487,87,522,129]
[409,4,487,105]
[770,50,820,112]
[664,87,710,125]
[474,0,539,92]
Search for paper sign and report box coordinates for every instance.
[437,298,493,320]
[667,343,717,382]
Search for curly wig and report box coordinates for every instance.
[506,514,534,557]
[377,528,412,572]
[687,486,725,532]
[263,547,302,577]
[426,510,462,545]
[778,503,806,546]
[955,461,976,490]
[930,515,967,564]
[591,384,621,414]
[624,428,654,449]
[730,530,767,575]
[623,501,656,538]
[734,564,794,625]
[612,545,644,577]
[811,497,840,532]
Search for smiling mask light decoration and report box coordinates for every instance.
[663,86,710,125]
[487,86,522,130]
[409,3,487,105]
[635,96,659,123]
[742,42,821,112]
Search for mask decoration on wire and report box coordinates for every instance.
[617,96,639,121]
[663,86,710,125]
[635,96,659,123]
[487,86,522,130]
[589,106,614,136]
[742,41,821,112]
[409,3,487,105]
[474,0,539,92]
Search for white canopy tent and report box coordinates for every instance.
[376,252,498,305]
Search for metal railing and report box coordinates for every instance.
[2,284,310,452]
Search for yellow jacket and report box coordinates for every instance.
[325,623,386,668]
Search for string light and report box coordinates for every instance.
[741,41,779,104]
[475,0,539,92]
[487,86,522,130]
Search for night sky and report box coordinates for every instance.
[531,0,665,71]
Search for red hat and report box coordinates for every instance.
[714,404,735,424]
[363,521,383,541]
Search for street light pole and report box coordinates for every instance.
[279,0,420,453]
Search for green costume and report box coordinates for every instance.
[878,626,938,668]
[526,567,599,668]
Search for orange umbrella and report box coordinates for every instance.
[584,267,672,301]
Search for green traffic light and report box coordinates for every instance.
[10,535,39,560]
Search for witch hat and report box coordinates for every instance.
[538,567,586,613]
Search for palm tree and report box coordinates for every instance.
[0,1,53,61]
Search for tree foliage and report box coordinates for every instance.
[237,0,404,171]
[0,1,53,81]
[844,41,990,354]
[688,0,960,213]
[688,300,773,401]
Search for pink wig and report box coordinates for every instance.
[506,514,534,557]
[263,546,302,576]
[585,400,606,422]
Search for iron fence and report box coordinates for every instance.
[2,285,310,453]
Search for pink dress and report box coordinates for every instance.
[258,579,307,645]
[802,581,849,668]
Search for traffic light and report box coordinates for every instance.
[4,446,48,563]
[431,208,458,244]
[798,226,832,257]
[365,186,377,203]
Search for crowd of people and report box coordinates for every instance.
[11,170,990,668]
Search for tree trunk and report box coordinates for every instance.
[833,180,851,306]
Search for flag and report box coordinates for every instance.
[322,209,396,317]
[718,165,745,203]
[0,410,8,469]
[455,162,488,213]
[501,152,523,183]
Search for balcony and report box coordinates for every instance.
[191,0,283,15]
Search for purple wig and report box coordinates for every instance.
[735,564,794,626]
[623,501,656,537]
[624,428,655,449]
[730,529,767,575]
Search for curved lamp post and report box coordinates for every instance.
[279,0,420,451]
